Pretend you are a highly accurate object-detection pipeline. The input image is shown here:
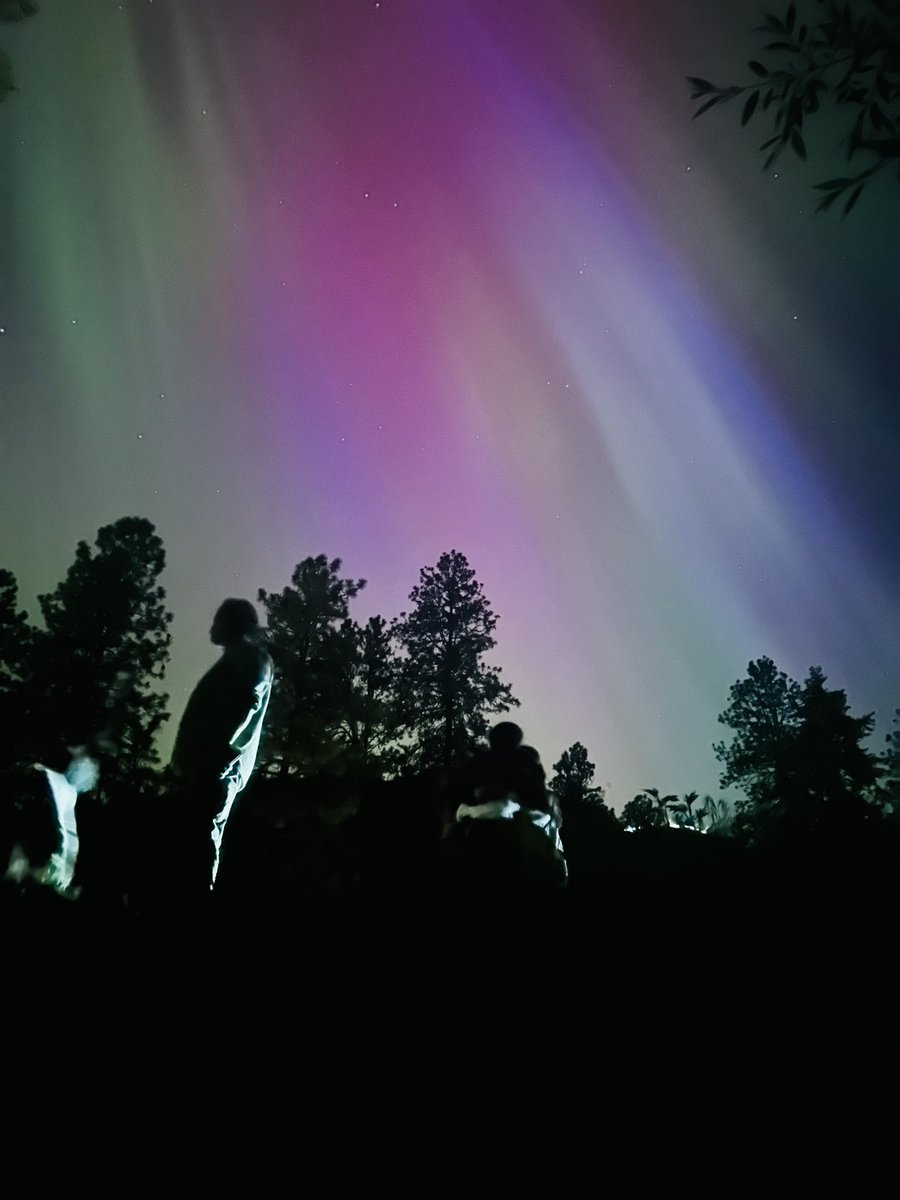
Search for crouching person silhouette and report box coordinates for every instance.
[168,599,273,903]
[442,721,567,899]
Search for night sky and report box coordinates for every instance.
[1,0,898,811]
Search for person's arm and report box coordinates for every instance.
[548,790,563,831]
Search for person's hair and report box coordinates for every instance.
[488,721,523,751]
[214,597,260,639]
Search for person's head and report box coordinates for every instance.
[211,598,260,645]
[65,749,100,794]
[488,721,524,752]
[519,743,546,781]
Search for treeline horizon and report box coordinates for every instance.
[2,514,898,853]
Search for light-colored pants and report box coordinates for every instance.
[210,774,242,886]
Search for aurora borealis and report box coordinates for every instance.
[1,0,898,809]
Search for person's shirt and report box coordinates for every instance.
[171,639,273,786]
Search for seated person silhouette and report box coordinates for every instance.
[169,598,273,899]
[443,721,566,893]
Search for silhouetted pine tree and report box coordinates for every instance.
[549,742,606,812]
[883,708,900,812]
[549,742,619,887]
[714,656,803,802]
[767,667,882,841]
[336,614,402,777]
[31,516,172,792]
[258,554,366,776]
[0,567,36,779]
[720,660,885,847]
[393,550,518,773]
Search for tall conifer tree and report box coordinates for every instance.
[393,550,518,772]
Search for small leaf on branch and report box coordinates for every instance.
[748,60,768,77]
[848,110,866,158]
[692,94,727,118]
[741,91,760,125]
[815,190,842,213]
[843,184,864,215]
[763,147,782,169]
[869,103,889,132]
[791,128,807,159]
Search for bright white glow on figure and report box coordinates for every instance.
[38,751,99,895]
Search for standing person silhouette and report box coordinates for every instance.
[169,598,273,898]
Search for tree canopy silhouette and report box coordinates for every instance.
[0,568,35,787]
[883,708,900,810]
[393,550,519,773]
[549,742,607,813]
[714,655,803,801]
[549,742,619,884]
[764,665,882,839]
[30,516,173,791]
[258,555,367,777]
[718,656,886,845]
[335,614,402,776]
[0,1,39,105]
[688,1,900,214]
[0,567,32,686]
[619,793,662,832]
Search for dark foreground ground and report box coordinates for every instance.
[5,835,894,1018]
[5,808,898,1098]
[3,855,896,1179]
[4,781,897,1162]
